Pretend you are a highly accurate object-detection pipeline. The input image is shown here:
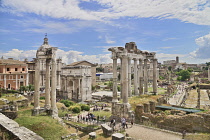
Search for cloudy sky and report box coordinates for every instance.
[0,0,210,64]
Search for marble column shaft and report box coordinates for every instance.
[144,59,148,93]
[128,58,132,97]
[4,75,6,89]
[51,57,58,116]
[112,58,118,102]
[208,67,210,81]
[45,59,51,109]
[121,56,128,104]
[134,58,138,95]
[34,59,40,109]
[153,59,157,94]
[139,59,143,95]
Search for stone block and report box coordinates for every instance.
[112,133,125,140]
[89,132,96,139]
[101,124,113,136]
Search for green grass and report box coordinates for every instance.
[129,94,161,110]
[0,93,26,101]
[92,110,112,120]
[15,107,72,140]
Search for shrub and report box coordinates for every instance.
[71,106,81,113]
[60,100,74,107]
[81,104,90,111]
[40,97,45,100]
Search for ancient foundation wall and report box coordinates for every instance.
[0,113,44,140]
[135,104,210,133]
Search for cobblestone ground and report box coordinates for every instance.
[125,125,182,140]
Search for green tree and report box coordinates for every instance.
[168,66,172,71]
[176,70,191,81]
[96,67,104,72]
[107,81,113,90]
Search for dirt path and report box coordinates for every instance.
[126,125,182,140]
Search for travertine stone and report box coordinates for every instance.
[153,59,157,94]
[134,58,138,95]
[143,103,150,113]
[139,59,143,95]
[45,58,51,110]
[144,59,148,94]
[51,57,58,117]
[112,58,118,102]
[128,57,132,97]
[121,55,128,104]
[34,59,40,110]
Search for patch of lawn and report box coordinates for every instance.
[15,107,72,140]
[92,110,112,120]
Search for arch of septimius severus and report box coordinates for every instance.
[32,35,58,117]
[108,42,158,118]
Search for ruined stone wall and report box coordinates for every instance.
[135,104,210,133]
[0,113,44,140]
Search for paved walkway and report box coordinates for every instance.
[125,125,182,140]
[168,84,187,106]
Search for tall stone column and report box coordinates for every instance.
[4,75,6,89]
[51,57,58,117]
[34,59,40,110]
[134,58,138,95]
[45,59,51,110]
[139,59,143,95]
[128,57,132,97]
[208,67,210,81]
[120,58,123,99]
[153,59,157,95]
[112,58,118,102]
[121,55,128,104]
[144,59,148,94]
[16,75,18,90]
[78,78,81,101]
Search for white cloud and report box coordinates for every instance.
[190,33,210,59]
[1,0,210,25]
[0,48,112,64]
[159,47,173,49]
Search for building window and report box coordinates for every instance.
[21,75,23,78]
[7,68,10,71]
[22,68,25,71]
[15,68,18,71]
[28,68,30,70]
[9,75,13,79]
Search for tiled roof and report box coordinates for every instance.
[0,59,26,65]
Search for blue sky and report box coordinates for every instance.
[0,0,210,64]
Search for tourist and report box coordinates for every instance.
[97,115,99,123]
[130,119,134,128]
[103,116,106,123]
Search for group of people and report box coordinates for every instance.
[110,117,134,130]
[93,104,108,111]
[77,113,96,122]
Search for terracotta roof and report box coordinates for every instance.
[0,59,26,65]
[67,61,97,67]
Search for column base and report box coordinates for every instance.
[44,104,51,110]
[31,109,40,116]
[48,108,58,118]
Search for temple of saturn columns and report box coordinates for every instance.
[32,35,58,117]
[108,42,158,118]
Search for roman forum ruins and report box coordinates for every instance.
[32,35,58,117]
[108,42,158,118]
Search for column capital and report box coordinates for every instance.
[144,59,148,62]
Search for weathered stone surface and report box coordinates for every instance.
[101,124,113,136]
[0,113,44,140]
[112,133,125,140]
[89,132,96,139]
